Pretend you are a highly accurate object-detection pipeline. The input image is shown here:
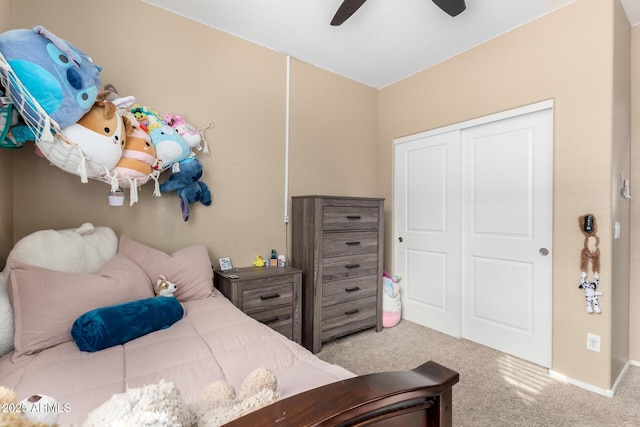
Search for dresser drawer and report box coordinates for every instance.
[322,231,378,257]
[322,275,378,307]
[322,253,379,282]
[250,305,293,340]
[323,206,380,231]
[242,283,293,314]
[320,296,378,333]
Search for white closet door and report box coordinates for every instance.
[461,108,553,367]
[394,130,461,337]
[394,103,553,367]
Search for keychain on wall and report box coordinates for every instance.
[578,214,602,314]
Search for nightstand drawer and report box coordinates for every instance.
[322,253,379,282]
[214,266,302,345]
[250,305,293,340]
[322,231,378,257]
[322,275,378,307]
[323,206,380,231]
[320,296,378,332]
[242,283,293,314]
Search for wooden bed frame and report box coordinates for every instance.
[226,361,459,427]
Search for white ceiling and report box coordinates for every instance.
[143,0,640,89]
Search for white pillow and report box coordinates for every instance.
[0,223,118,357]
[0,285,12,356]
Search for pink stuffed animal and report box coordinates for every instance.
[164,114,202,149]
[382,272,402,328]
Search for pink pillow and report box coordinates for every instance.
[118,235,214,302]
[9,254,153,361]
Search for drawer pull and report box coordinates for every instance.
[346,241,361,246]
[346,215,362,220]
[345,264,360,269]
[345,286,361,292]
[345,309,360,316]
[260,293,281,300]
[261,316,280,325]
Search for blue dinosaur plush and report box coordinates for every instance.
[0,26,102,128]
[159,157,212,221]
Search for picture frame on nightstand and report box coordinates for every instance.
[218,257,233,271]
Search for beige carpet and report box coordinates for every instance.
[317,320,640,426]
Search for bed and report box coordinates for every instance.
[0,224,458,426]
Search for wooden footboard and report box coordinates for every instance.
[225,360,459,427]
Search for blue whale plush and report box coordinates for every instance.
[0,26,101,128]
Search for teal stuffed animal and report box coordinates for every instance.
[159,157,211,221]
[0,26,101,128]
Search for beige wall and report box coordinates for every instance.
[630,25,640,362]
[8,0,379,268]
[0,0,13,270]
[379,0,625,390]
[611,0,631,384]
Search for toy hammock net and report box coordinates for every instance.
[0,50,213,206]
[0,50,111,184]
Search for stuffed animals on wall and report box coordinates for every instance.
[130,104,162,132]
[164,113,202,149]
[0,26,101,128]
[147,116,191,172]
[58,100,126,173]
[109,123,158,188]
[0,386,60,427]
[0,91,13,145]
[159,157,212,221]
[382,272,402,328]
[84,368,279,427]
[578,214,601,314]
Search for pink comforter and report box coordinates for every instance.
[0,295,354,426]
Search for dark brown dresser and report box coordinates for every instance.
[291,195,384,353]
[214,266,302,344]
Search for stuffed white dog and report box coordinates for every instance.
[155,275,178,297]
[579,272,601,314]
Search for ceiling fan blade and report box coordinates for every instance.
[432,0,466,17]
[331,0,368,26]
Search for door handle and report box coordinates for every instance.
[398,237,403,243]
[539,248,549,256]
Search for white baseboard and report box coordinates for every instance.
[548,369,615,397]
[611,360,631,395]
[549,360,635,397]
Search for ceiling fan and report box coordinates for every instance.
[331,0,466,26]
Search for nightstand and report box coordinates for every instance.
[214,266,302,344]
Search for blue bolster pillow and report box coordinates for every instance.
[71,297,184,352]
